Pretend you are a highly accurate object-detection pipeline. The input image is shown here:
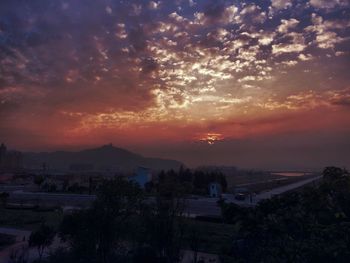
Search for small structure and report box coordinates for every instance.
[233,187,250,202]
[233,187,249,194]
[209,182,222,198]
[128,167,152,189]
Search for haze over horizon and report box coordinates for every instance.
[1,0,349,169]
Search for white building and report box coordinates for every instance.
[209,182,222,198]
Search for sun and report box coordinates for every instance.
[198,133,224,145]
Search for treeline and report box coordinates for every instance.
[220,167,350,262]
[31,167,227,196]
[147,167,227,195]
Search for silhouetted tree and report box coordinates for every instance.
[132,246,158,263]
[9,246,29,263]
[136,173,187,263]
[0,192,9,207]
[188,223,201,263]
[33,175,44,189]
[60,177,143,263]
[221,167,350,262]
[29,224,55,262]
[323,166,347,181]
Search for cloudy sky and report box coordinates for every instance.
[0,0,349,169]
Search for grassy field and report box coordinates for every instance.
[0,207,63,230]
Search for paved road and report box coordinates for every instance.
[223,175,322,206]
[255,175,322,200]
[8,190,95,208]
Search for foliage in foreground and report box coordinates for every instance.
[29,224,56,262]
[56,176,187,263]
[221,167,350,262]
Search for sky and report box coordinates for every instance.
[0,0,349,169]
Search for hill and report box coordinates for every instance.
[23,144,183,173]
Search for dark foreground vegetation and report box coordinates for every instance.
[3,167,350,263]
[0,233,15,250]
[221,166,350,262]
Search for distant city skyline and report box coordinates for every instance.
[0,0,349,169]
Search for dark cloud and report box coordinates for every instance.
[332,97,350,107]
[128,26,148,53]
[141,57,159,74]
[198,29,225,48]
[203,1,226,20]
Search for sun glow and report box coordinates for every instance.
[198,133,224,145]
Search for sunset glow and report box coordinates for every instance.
[0,0,349,168]
[198,133,224,145]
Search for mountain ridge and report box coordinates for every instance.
[23,144,183,172]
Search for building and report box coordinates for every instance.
[209,182,222,198]
[128,167,152,189]
[233,187,249,194]
[0,143,23,173]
